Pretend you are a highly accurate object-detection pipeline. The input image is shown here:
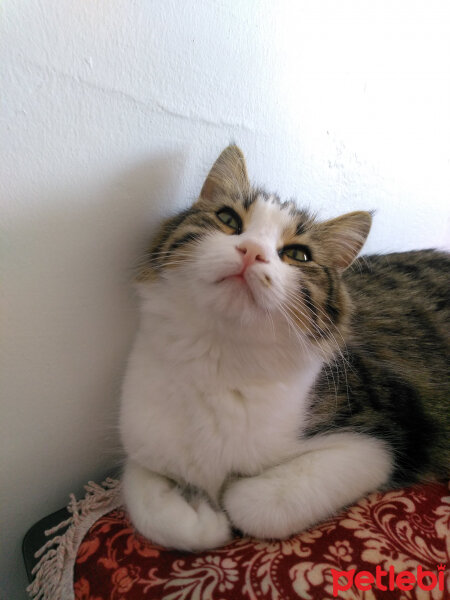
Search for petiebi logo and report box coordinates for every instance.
[331,564,446,596]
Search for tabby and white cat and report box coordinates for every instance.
[120,145,449,551]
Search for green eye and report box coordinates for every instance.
[216,207,243,234]
[281,245,312,263]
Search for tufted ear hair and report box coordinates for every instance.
[200,145,250,201]
[313,211,372,270]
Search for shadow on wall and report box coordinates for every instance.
[6,151,188,468]
[3,151,190,600]
[9,152,186,292]
[114,152,190,254]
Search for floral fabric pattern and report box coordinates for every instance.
[74,482,449,599]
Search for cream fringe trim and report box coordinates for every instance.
[27,477,122,600]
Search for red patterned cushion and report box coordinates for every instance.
[74,482,449,599]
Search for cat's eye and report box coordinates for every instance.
[280,245,312,263]
[216,207,243,234]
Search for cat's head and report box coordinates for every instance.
[139,145,371,345]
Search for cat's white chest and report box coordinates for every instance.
[170,384,304,497]
[121,338,317,501]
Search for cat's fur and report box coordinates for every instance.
[120,145,449,551]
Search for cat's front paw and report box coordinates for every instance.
[147,496,231,552]
[123,462,232,552]
[223,475,304,540]
[191,499,233,551]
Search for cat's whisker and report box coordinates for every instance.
[149,250,200,258]
[277,305,338,406]
[278,298,328,358]
[281,295,330,347]
[277,304,311,357]
[280,299,343,405]
[280,301,333,366]
[283,288,341,338]
[264,307,276,339]
[159,259,195,268]
[283,290,352,372]
[283,291,352,411]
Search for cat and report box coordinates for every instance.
[120,145,449,551]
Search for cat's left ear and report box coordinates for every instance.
[313,211,372,270]
[199,145,250,201]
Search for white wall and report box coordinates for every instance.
[1,1,449,597]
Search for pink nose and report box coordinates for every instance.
[236,240,268,267]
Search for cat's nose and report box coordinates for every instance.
[236,240,269,266]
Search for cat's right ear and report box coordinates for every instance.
[313,211,372,271]
[199,145,250,201]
